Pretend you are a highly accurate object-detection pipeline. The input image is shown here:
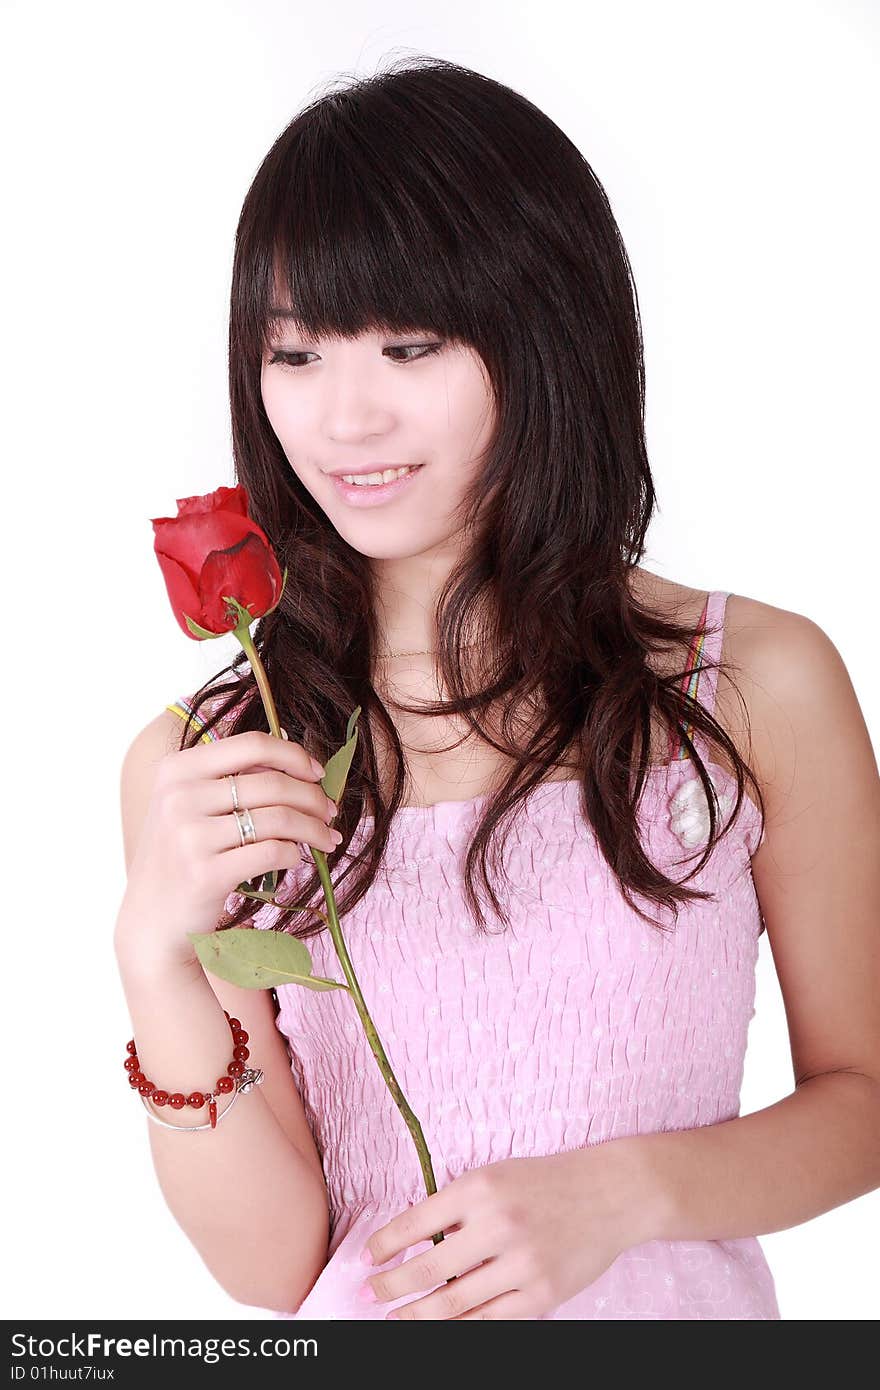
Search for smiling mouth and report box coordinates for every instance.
[328,463,425,505]
[333,464,422,486]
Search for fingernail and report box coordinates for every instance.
[330,829,343,845]
[358,1282,377,1303]
[310,757,325,778]
[359,1246,374,1265]
[326,796,338,818]
[280,727,290,741]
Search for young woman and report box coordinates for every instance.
[115,57,880,1321]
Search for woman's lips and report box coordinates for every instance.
[329,465,425,507]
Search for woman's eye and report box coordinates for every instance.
[267,342,444,370]
[267,350,313,368]
[387,343,444,363]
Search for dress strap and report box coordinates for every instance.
[167,682,252,743]
[668,590,731,762]
[166,698,219,746]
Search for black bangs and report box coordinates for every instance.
[256,114,495,352]
[243,57,574,357]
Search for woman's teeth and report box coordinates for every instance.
[339,465,420,486]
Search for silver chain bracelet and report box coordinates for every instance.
[140,1067,264,1132]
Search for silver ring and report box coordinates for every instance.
[226,773,240,812]
[233,806,257,846]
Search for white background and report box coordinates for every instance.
[2,0,877,1321]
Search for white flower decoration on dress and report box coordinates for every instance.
[667,772,737,849]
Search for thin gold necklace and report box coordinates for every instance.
[376,641,483,659]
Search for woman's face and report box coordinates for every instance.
[260,325,496,560]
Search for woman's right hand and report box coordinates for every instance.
[115,730,343,968]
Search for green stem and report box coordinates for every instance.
[234,624,282,896]
[236,624,447,1254]
[309,844,445,1248]
[235,625,282,737]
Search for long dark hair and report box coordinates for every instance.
[174,54,765,937]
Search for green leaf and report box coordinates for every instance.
[183,613,223,640]
[235,884,286,907]
[187,926,349,991]
[345,705,361,744]
[221,593,258,634]
[259,868,279,895]
[235,872,279,903]
[320,706,362,804]
[265,565,288,615]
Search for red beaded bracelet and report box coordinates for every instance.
[124,1010,262,1130]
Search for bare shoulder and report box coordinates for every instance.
[122,699,219,780]
[719,591,876,825]
[128,708,195,762]
[629,571,865,800]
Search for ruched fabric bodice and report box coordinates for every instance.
[168,590,781,1319]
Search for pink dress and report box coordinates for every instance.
[168,589,781,1319]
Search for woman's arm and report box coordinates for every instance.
[618,599,880,1239]
[115,713,330,1312]
[115,948,331,1308]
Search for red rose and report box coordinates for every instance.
[152,484,284,639]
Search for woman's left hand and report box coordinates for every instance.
[359,1140,659,1319]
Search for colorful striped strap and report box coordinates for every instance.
[166,698,217,746]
